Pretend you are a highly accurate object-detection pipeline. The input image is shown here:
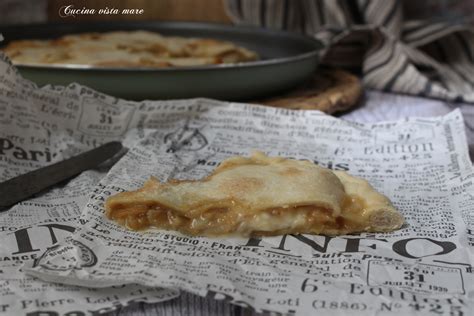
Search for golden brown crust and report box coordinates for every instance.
[2,30,258,68]
[105,152,404,236]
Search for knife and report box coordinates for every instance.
[0,141,123,212]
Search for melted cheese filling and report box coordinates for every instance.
[106,195,368,236]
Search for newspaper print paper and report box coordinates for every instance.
[23,97,474,313]
[0,55,180,315]
[0,51,473,315]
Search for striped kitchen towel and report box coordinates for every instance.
[225,0,474,103]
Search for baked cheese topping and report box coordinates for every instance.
[105,152,404,236]
[2,31,258,68]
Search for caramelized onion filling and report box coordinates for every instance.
[106,197,368,236]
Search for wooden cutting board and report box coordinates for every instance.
[256,69,362,114]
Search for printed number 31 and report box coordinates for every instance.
[100,113,113,124]
[404,271,425,282]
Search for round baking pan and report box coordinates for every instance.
[0,21,322,101]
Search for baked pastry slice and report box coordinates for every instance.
[105,152,404,236]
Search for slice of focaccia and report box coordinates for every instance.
[105,152,404,236]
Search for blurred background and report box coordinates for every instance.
[2,0,231,25]
[2,0,474,26]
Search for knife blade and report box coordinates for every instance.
[0,141,123,212]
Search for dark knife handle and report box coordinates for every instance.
[0,141,123,211]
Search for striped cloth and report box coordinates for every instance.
[225,0,474,103]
